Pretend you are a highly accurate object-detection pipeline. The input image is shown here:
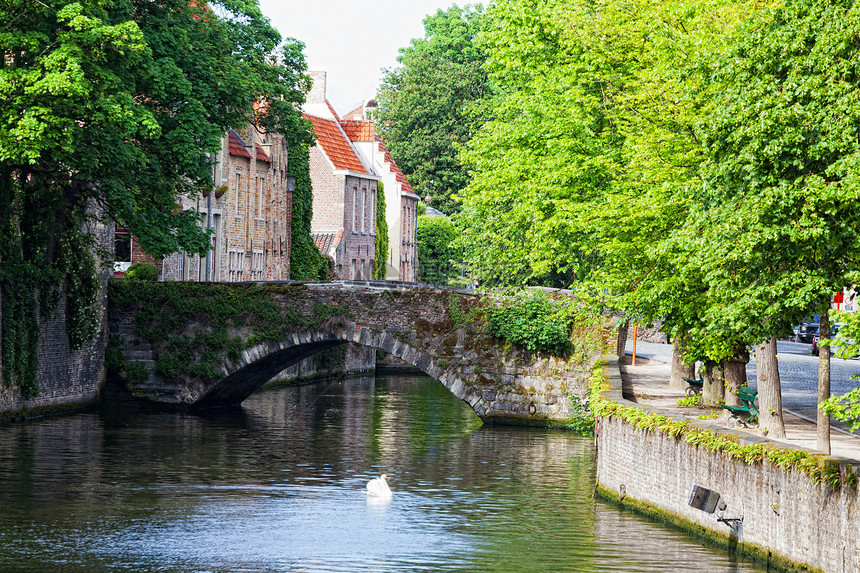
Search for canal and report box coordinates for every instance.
[0,373,767,572]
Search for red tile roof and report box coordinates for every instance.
[376,136,416,196]
[228,130,251,159]
[327,101,341,121]
[255,144,271,163]
[339,120,375,142]
[304,114,369,174]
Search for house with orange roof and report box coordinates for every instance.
[304,72,380,280]
[339,103,420,283]
[119,125,293,282]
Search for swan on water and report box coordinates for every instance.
[366,474,392,497]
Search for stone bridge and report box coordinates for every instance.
[106,280,600,425]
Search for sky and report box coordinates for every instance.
[258,0,459,115]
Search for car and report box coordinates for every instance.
[797,322,820,344]
[811,323,849,356]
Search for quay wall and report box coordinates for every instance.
[595,356,860,573]
[0,221,113,421]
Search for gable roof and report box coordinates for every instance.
[339,120,375,142]
[228,129,251,159]
[312,229,343,258]
[255,144,271,163]
[377,136,417,197]
[304,114,370,174]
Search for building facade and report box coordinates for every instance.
[340,104,420,283]
[118,126,293,282]
[304,71,380,280]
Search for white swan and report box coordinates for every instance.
[365,474,392,497]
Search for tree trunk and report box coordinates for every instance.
[616,319,629,358]
[701,360,725,407]
[817,310,831,454]
[755,336,785,439]
[669,337,695,391]
[722,342,749,408]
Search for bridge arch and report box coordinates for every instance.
[191,323,465,409]
[108,280,598,425]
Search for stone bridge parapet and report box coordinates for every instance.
[107,280,600,425]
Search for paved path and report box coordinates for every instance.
[622,340,860,461]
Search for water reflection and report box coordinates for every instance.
[0,373,767,572]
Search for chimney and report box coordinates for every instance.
[307,71,327,105]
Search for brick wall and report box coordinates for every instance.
[309,145,344,232]
[137,126,292,282]
[596,356,860,573]
[0,217,112,419]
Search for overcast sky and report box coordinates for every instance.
[258,0,460,114]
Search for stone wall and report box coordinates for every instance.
[108,281,601,424]
[596,356,860,573]
[0,219,112,421]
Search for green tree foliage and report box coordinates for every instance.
[693,0,860,438]
[457,0,770,356]
[288,141,328,280]
[373,182,389,280]
[376,4,488,215]
[0,0,311,393]
[416,215,461,286]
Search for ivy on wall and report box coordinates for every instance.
[288,141,329,280]
[0,170,100,398]
[373,181,389,280]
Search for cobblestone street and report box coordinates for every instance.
[626,339,860,436]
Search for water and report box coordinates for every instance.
[0,373,767,572]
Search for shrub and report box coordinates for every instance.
[487,290,587,355]
[125,263,158,282]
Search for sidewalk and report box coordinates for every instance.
[619,353,860,462]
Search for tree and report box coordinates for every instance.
[416,215,461,286]
[694,0,860,452]
[0,0,311,394]
[376,4,488,215]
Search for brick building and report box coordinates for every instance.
[117,125,293,282]
[340,103,420,282]
[304,71,380,280]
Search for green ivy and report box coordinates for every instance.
[109,281,351,383]
[590,357,855,490]
[0,168,102,398]
[288,141,329,280]
[373,181,389,280]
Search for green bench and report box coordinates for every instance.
[682,376,703,397]
[722,386,759,428]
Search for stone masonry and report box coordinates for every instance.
[108,281,601,425]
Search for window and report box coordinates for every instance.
[371,189,376,234]
[235,174,242,217]
[114,230,131,274]
[228,249,244,281]
[353,187,360,231]
[251,250,264,280]
[256,177,262,218]
[361,189,367,233]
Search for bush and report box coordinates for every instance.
[487,291,583,355]
[125,262,158,282]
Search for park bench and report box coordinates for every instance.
[722,386,759,429]
[683,375,703,397]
